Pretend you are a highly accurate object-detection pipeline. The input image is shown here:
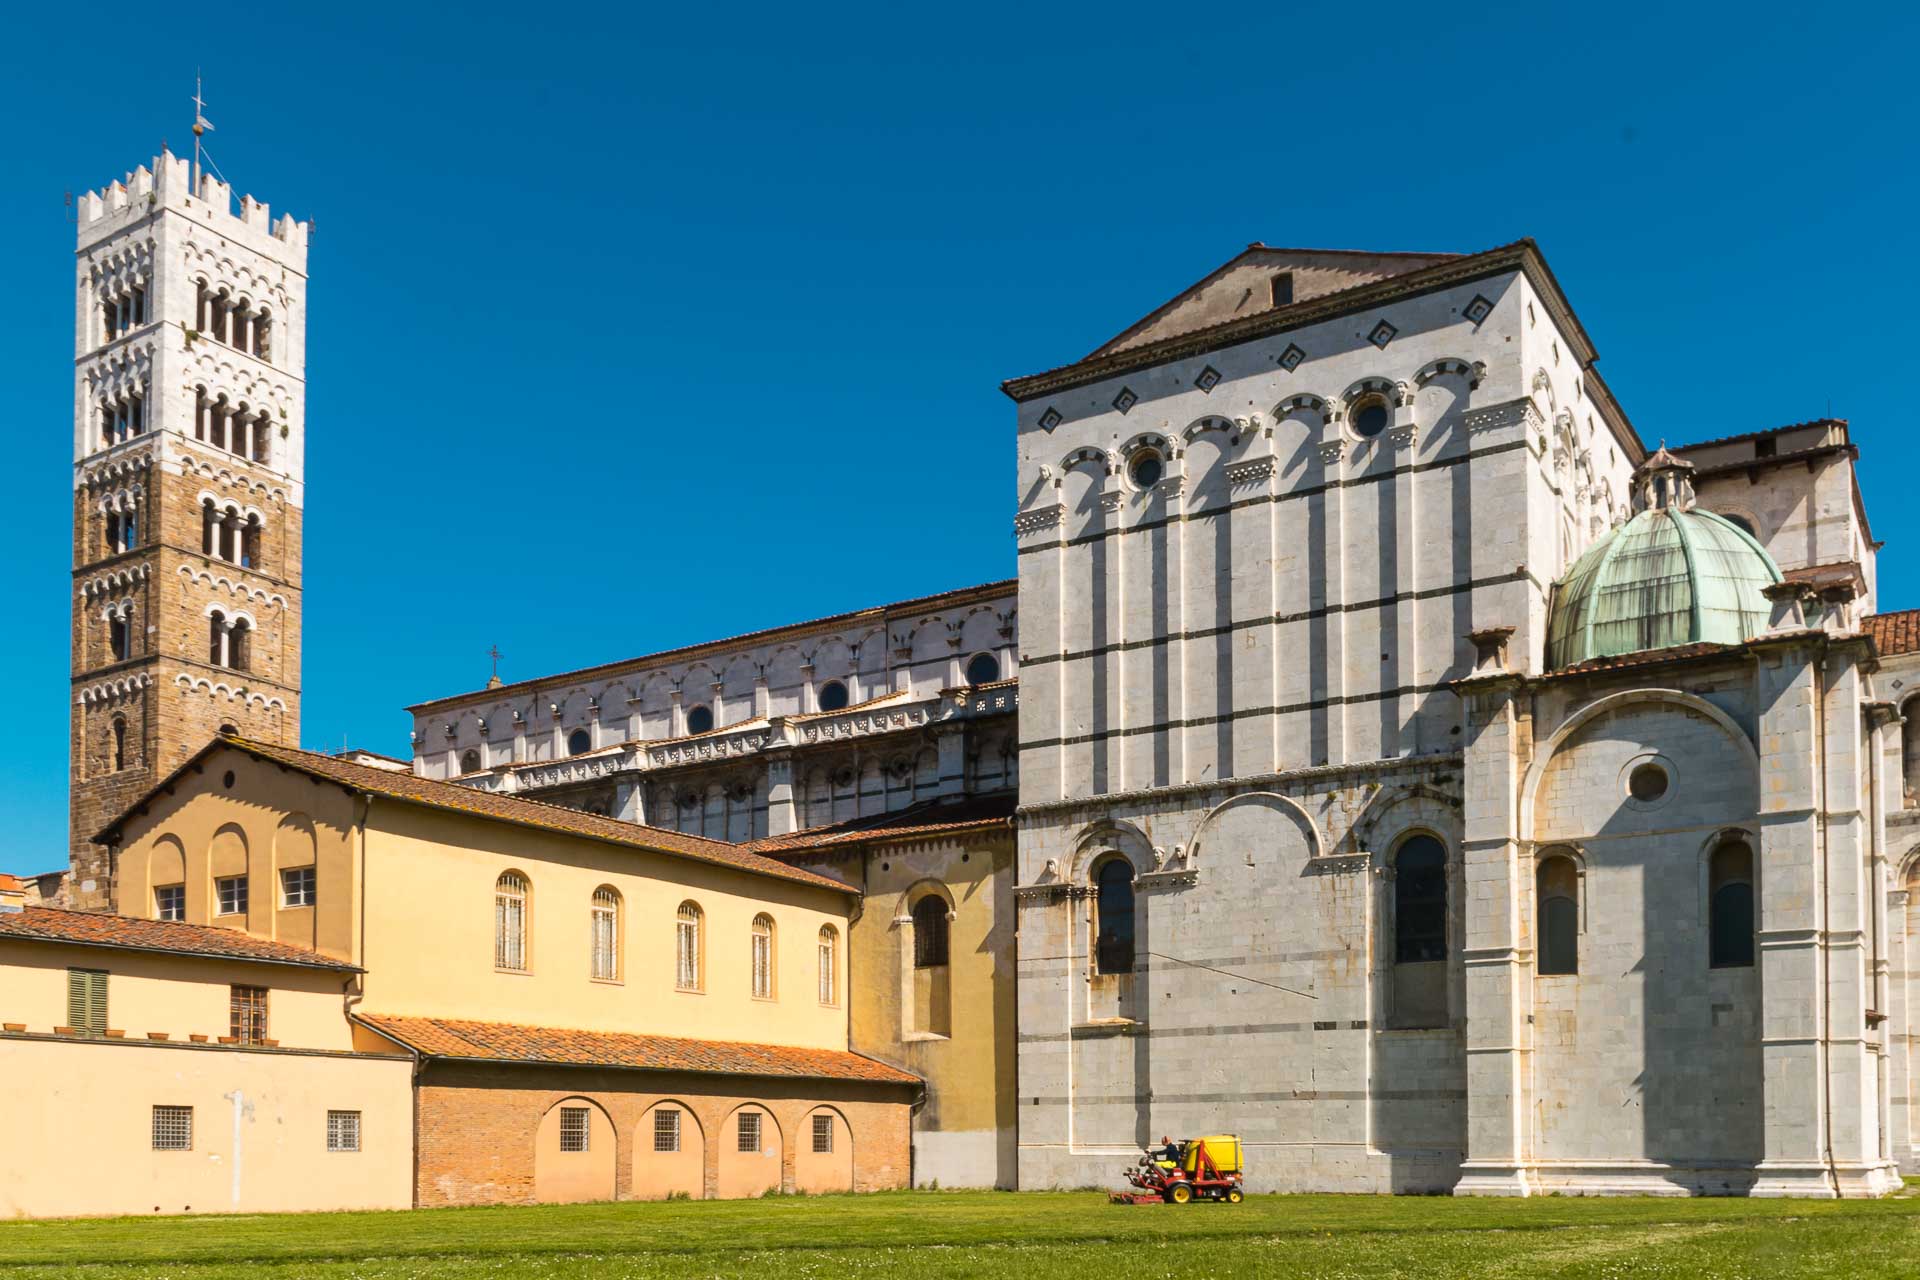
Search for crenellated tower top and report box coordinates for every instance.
[76,150,309,264]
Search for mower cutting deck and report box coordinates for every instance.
[1109,1134,1245,1204]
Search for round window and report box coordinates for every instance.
[817,680,850,712]
[1351,397,1390,438]
[1128,450,1164,489]
[685,705,714,735]
[1628,762,1669,803]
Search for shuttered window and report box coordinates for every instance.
[66,968,108,1035]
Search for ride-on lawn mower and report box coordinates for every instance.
[1109,1134,1245,1204]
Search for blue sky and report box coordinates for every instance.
[3,3,1912,872]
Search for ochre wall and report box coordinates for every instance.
[108,745,361,962]
[0,938,353,1050]
[413,1062,910,1205]
[356,802,853,1049]
[0,1036,409,1218]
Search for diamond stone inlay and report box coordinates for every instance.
[1463,294,1493,324]
[1112,387,1138,414]
[1194,366,1221,394]
[1278,344,1306,372]
[1368,320,1397,349]
[1038,407,1063,431]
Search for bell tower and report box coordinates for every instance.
[69,147,308,908]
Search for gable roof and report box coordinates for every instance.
[355,1014,918,1086]
[97,736,855,897]
[0,904,360,972]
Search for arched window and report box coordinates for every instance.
[240,515,262,570]
[218,507,238,563]
[965,652,1001,686]
[567,729,592,756]
[590,886,621,981]
[201,500,217,555]
[1903,696,1920,807]
[816,680,849,712]
[460,748,482,774]
[912,895,950,968]
[208,610,227,665]
[676,901,703,990]
[108,609,131,662]
[685,705,714,735]
[817,925,838,1005]
[227,618,251,673]
[495,872,529,972]
[111,716,128,772]
[1709,840,1756,968]
[252,416,271,464]
[1093,858,1136,975]
[1537,855,1579,976]
[1393,835,1448,963]
[751,913,775,999]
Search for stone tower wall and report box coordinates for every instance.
[69,152,308,908]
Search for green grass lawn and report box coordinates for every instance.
[2,1188,1916,1278]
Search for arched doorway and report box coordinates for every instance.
[716,1104,782,1198]
[533,1097,615,1204]
[633,1100,705,1199]
[794,1106,853,1193]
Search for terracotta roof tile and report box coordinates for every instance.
[356,1014,918,1085]
[0,904,359,971]
[100,737,855,897]
[1868,610,1920,657]
[748,794,1017,856]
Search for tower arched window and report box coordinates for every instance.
[253,308,273,361]
[208,610,227,665]
[460,748,482,774]
[494,871,530,972]
[676,901,704,991]
[1093,857,1136,975]
[912,894,950,968]
[816,680,849,712]
[817,925,839,1005]
[567,729,592,756]
[111,716,128,772]
[218,507,238,563]
[590,886,621,982]
[965,652,1001,686]
[751,913,776,999]
[1536,855,1579,976]
[108,607,131,662]
[1393,835,1448,963]
[227,618,251,673]
[201,501,217,555]
[252,415,272,464]
[241,515,262,570]
[1709,840,1756,969]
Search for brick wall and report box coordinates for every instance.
[414,1061,912,1206]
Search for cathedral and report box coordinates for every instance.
[23,147,1918,1212]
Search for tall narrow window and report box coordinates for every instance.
[230,985,269,1045]
[751,913,775,999]
[241,516,262,570]
[812,1113,833,1154]
[817,925,838,1005]
[1393,836,1448,963]
[654,1108,681,1152]
[108,609,130,661]
[965,652,1001,686]
[591,886,621,981]
[559,1106,590,1153]
[111,716,128,771]
[228,619,251,673]
[1093,858,1136,975]
[66,967,108,1036]
[208,611,227,665]
[738,1111,761,1153]
[676,901,703,990]
[912,895,950,968]
[202,500,217,555]
[1709,841,1756,968]
[1536,855,1579,976]
[495,872,529,971]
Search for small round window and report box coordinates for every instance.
[1351,397,1390,439]
[1628,761,1670,803]
[1127,450,1164,489]
[817,680,849,712]
[685,705,715,735]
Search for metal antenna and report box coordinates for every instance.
[191,72,215,192]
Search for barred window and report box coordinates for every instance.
[812,1112,833,1154]
[676,902,703,991]
[751,913,775,999]
[653,1108,681,1153]
[912,896,949,968]
[152,1105,193,1151]
[154,884,185,922]
[591,886,621,981]
[230,985,269,1045]
[738,1110,761,1153]
[559,1106,590,1153]
[327,1109,361,1152]
[496,872,529,971]
[281,866,316,908]
[817,925,838,1006]
[216,875,248,916]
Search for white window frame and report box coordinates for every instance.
[751,914,775,1000]
[591,887,620,982]
[495,873,529,972]
[154,884,185,921]
[817,926,838,1006]
[280,866,316,908]
[215,875,248,916]
[676,903,703,991]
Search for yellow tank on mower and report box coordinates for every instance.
[1110,1134,1245,1204]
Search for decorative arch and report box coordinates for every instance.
[1067,816,1157,880]
[1059,444,1113,475]
[633,1099,705,1199]
[717,1102,784,1198]
[795,1104,855,1193]
[1413,357,1484,389]
[1341,375,1410,409]
[1273,392,1332,423]
[533,1096,615,1204]
[1186,791,1322,866]
[1519,689,1759,837]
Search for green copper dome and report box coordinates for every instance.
[1545,454,1782,670]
